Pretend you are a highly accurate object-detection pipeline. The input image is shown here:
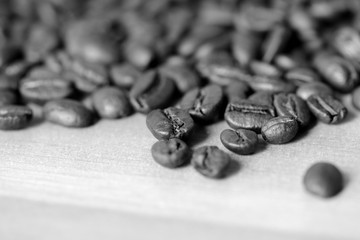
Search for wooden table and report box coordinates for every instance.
[1,95,360,240]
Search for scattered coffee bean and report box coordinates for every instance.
[110,63,141,89]
[160,64,201,93]
[285,68,320,86]
[352,86,360,110]
[261,116,298,144]
[249,75,296,93]
[304,162,343,198]
[220,129,258,155]
[0,105,33,130]
[151,138,191,168]
[191,146,230,179]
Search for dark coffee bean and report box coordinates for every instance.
[0,105,33,130]
[232,30,261,66]
[195,33,232,60]
[70,58,109,86]
[274,93,311,127]
[130,70,175,114]
[160,64,201,93]
[274,54,299,71]
[285,68,320,86]
[249,76,296,93]
[225,81,250,102]
[304,162,343,198]
[225,100,276,133]
[191,146,230,179]
[352,86,360,110]
[151,138,191,168]
[249,61,282,78]
[20,72,74,104]
[296,82,333,100]
[261,116,298,144]
[180,84,224,122]
[248,91,274,107]
[92,87,132,119]
[306,94,347,124]
[0,90,17,106]
[313,51,359,92]
[262,24,290,63]
[110,63,141,89]
[123,40,155,70]
[220,129,258,155]
[146,107,194,140]
[44,99,94,128]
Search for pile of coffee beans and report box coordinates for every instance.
[0,0,357,198]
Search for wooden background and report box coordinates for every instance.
[1,95,360,240]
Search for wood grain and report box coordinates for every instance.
[0,96,360,239]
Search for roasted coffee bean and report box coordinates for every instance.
[225,100,276,132]
[151,138,191,168]
[261,116,298,144]
[191,146,230,179]
[110,63,141,89]
[92,87,132,119]
[180,84,224,122]
[285,68,320,86]
[220,129,258,155]
[123,41,155,70]
[130,70,175,114]
[352,86,360,110]
[44,99,94,128]
[248,91,274,107]
[306,94,347,124]
[70,58,109,87]
[20,73,74,104]
[304,162,343,198]
[0,90,17,106]
[249,61,282,78]
[45,51,73,73]
[160,64,201,93]
[274,93,311,127]
[232,30,261,66]
[146,107,194,140]
[0,105,33,130]
[198,1,234,26]
[274,54,299,71]
[225,81,250,102]
[296,82,333,100]
[248,76,296,93]
[195,33,232,60]
[262,24,290,63]
[313,51,359,92]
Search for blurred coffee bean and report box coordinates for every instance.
[110,63,141,89]
[352,86,360,110]
[285,68,320,86]
[0,90,18,106]
[225,81,250,102]
[296,82,333,100]
[0,105,33,130]
[262,24,290,63]
[249,61,282,78]
[232,30,261,67]
[248,76,296,93]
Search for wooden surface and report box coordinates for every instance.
[1,95,360,240]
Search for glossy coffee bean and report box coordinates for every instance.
[180,84,224,123]
[304,162,343,198]
[261,116,298,144]
[285,68,320,86]
[0,90,18,106]
[191,146,230,179]
[249,61,282,78]
[220,129,258,155]
[151,138,191,168]
[130,70,175,114]
[110,63,141,89]
[352,86,360,110]
[296,82,333,100]
[160,64,201,93]
[44,99,94,128]
[225,100,276,133]
[274,93,311,127]
[0,105,33,130]
[333,26,360,70]
[92,87,132,119]
[306,94,347,124]
[146,107,194,140]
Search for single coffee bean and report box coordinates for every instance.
[296,82,333,100]
[225,100,276,133]
[151,138,191,168]
[304,162,343,198]
[248,91,275,107]
[285,68,320,86]
[160,64,201,93]
[92,87,132,119]
[123,40,155,70]
[191,146,230,179]
[352,86,360,110]
[262,24,290,63]
[224,81,250,102]
[274,93,311,127]
[45,51,73,73]
[313,51,359,92]
[220,129,258,155]
[274,54,299,71]
[249,76,296,93]
[0,90,17,106]
[249,61,282,78]
[146,107,194,140]
[44,99,94,128]
[261,116,298,144]
[195,32,232,60]
[110,63,141,89]
[232,30,261,66]
[130,70,175,114]
[179,84,224,123]
[70,57,109,87]
[0,105,33,130]
[306,94,347,124]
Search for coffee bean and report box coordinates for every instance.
[0,90,18,106]
[224,81,250,102]
[274,93,311,127]
[44,99,94,128]
[296,82,333,100]
[232,30,261,66]
[313,51,359,92]
[130,70,175,114]
[262,24,290,63]
[151,138,191,168]
[352,86,360,110]
[180,84,224,123]
[261,116,298,144]
[306,94,347,124]
[160,64,201,93]
[274,54,298,71]
[249,61,282,78]
[225,100,276,133]
[123,41,155,70]
[70,58,109,87]
[304,162,343,198]
[92,87,132,119]
[220,129,258,155]
[248,76,296,93]
[285,68,320,86]
[191,146,230,179]
[248,91,275,107]
[110,63,141,89]
[195,33,232,60]
[146,107,194,140]
[0,105,33,130]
